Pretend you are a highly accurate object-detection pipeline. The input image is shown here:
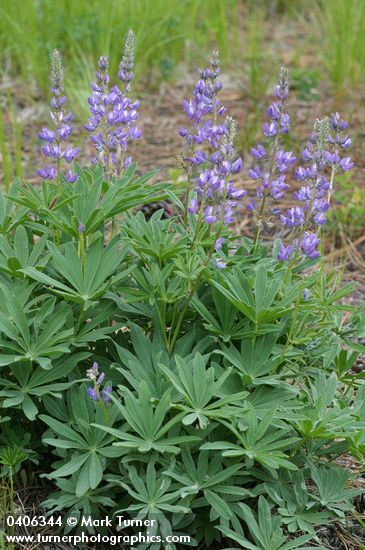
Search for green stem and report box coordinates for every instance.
[253,131,280,247]
[78,232,85,269]
[276,277,306,369]
[168,282,198,355]
[79,303,85,328]
[289,435,307,458]
[94,384,110,425]
[56,157,61,190]
[8,467,14,539]
[190,202,204,250]
[184,180,192,226]
[156,302,170,350]
[168,234,218,355]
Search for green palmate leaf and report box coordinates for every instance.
[291,372,363,440]
[220,496,318,550]
[11,165,169,237]
[39,391,122,496]
[309,463,362,516]
[0,353,89,419]
[0,284,74,368]
[122,210,189,264]
[201,410,299,472]
[209,266,295,326]
[159,353,247,428]
[110,463,190,529]
[22,239,131,308]
[0,226,48,278]
[93,381,199,454]
[217,332,280,385]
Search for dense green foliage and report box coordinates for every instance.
[0,162,364,549]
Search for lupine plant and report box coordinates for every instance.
[0,31,364,550]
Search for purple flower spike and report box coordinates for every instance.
[118,30,135,90]
[274,67,289,100]
[278,114,352,265]
[38,50,78,183]
[247,67,293,233]
[86,31,140,178]
[179,52,245,231]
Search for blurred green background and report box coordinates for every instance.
[0,0,364,242]
[1,0,364,103]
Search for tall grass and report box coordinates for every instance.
[313,0,365,95]
[244,4,267,100]
[0,98,22,191]
[0,0,240,95]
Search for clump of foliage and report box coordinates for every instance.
[0,31,364,550]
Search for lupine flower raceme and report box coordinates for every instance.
[179,51,245,237]
[38,50,78,183]
[86,362,112,404]
[278,114,353,261]
[248,67,295,238]
[85,30,141,179]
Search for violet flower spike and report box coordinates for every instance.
[38,49,78,184]
[86,361,112,405]
[85,31,141,178]
[118,29,135,91]
[278,115,352,263]
[250,67,292,238]
[179,54,245,233]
